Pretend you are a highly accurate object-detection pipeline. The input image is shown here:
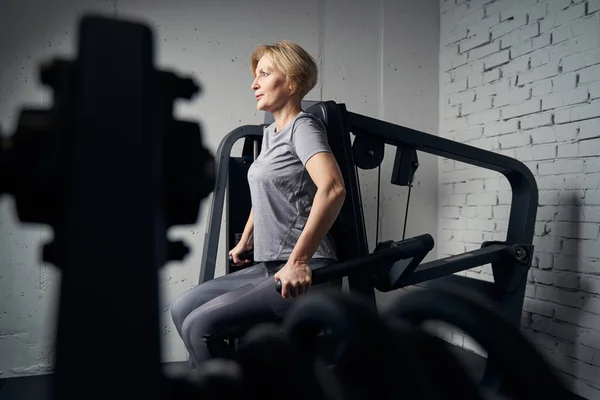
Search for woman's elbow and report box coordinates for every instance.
[332,181,346,203]
[318,176,346,204]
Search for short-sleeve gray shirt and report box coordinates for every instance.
[247,111,338,262]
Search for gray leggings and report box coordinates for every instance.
[171,258,337,369]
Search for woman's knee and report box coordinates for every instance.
[180,292,246,350]
[170,294,189,333]
[171,283,217,331]
[171,287,203,332]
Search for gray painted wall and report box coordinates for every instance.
[0,0,439,375]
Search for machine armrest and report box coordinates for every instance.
[275,234,434,293]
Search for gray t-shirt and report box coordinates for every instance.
[247,111,338,262]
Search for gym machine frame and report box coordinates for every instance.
[200,102,537,319]
[199,100,538,390]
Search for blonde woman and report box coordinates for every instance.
[171,41,346,368]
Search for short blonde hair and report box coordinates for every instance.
[251,40,318,99]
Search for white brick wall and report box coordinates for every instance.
[440,1,600,398]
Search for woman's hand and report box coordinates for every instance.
[229,241,253,266]
[274,260,312,299]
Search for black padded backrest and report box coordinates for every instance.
[305,101,369,263]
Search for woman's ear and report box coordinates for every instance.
[287,77,297,95]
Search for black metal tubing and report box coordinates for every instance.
[399,244,513,286]
[347,112,539,245]
[346,108,538,396]
[201,107,539,293]
[275,233,435,293]
[198,125,264,284]
[306,102,374,304]
[226,154,255,274]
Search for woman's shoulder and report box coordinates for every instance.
[293,111,326,132]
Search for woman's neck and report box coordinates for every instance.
[272,102,302,132]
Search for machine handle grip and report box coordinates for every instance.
[228,250,254,265]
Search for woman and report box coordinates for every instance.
[171,40,346,369]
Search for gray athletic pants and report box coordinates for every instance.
[171,258,337,369]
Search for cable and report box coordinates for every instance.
[376,165,381,245]
[377,165,411,243]
[354,165,370,253]
[368,160,412,246]
[402,185,412,241]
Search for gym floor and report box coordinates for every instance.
[0,346,489,400]
[0,361,190,400]
[0,347,584,400]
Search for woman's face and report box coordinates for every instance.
[251,55,293,112]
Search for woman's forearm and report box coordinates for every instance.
[289,185,345,264]
[240,208,254,248]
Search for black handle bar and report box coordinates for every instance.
[275,234,434,293]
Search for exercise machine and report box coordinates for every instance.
[200,100,538,391]
[201,100,537,316]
